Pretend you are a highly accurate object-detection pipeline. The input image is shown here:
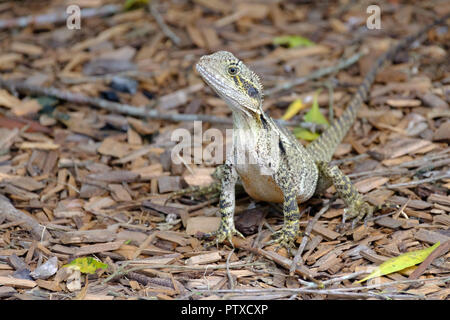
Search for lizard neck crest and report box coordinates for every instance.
[196,51,264,119]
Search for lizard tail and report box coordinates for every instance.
[307,13,450,162]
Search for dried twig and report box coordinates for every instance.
[0,4,121,30]
[0,77,228,124]
[0,194,51,240]
[198,276,450,299]
[197,287,419,300]
[226,249,235,289]
[290,203,329,275]
[265,50,367,96]
[232,239,319,284]
[115,261,264,273]
[385,170,450,188]
[149,1,181,46]
[0,76,314,128]
[409,240,450,280]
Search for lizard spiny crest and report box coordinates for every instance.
[196,51,263,116]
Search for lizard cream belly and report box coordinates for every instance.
[237,164,285,203]
[232,120,315,204]
[233,125,285,203]
[236,164,315,204]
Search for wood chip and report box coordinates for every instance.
[35,279,61,292]
[414,229,450,245]
[87,170,140,183]
[0,276,37,288]
[311,223,340,240]
[386,98,421,107]
[434,214,450,226]
[427,194,450,206]
[375,216,403,229]
[185,252,221,265]
[74,241,124,256]
[19,142,59,150]
[156,231,190,246]
[84,294,114,300]
[109,184,132,201]
[353,225,370,241]
[0,286,17,298]
[185,216,220,236]
[355,177,389,193]
[158,176,183,193]
[60,230,116,244]
[375,138,431,159]
[360,249,389,264]
[11,42,43,56]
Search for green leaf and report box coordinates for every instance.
[37,96,59,114]
[293,128,320,141]
[303,90,329,125]
[293,90,328,141]
[356,242,441,284]
[63,257,108,274]
[273,35,315,48]
[37,96,58,108]
[124,0,149,10]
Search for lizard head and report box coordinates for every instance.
[196,51,263,115]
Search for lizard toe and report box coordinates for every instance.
[203,225,244,248]
[266,228,297,253]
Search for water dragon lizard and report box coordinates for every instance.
[194,14,449,250]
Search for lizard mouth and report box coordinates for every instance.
[195,63,229,93]
[196,63,240,108]
[196,62,258,116]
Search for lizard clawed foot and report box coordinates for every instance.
[202,222,244,248]
[265,226,298,254]
[342,199,374,229]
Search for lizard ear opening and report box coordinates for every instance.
[247,85,259,99]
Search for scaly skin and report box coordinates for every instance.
[195,15,449,250]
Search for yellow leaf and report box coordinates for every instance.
[356,242,440,283]
[282,99,306,120]
[64,257,108,274]
[291,91,328,141]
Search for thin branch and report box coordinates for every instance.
[149,1,181,46]
[290,203,329,275]
[226,249,235,289]
[196,287,419,300]
[232,240,320,284]
[385,170,450,189]
[116,261,264,272]
[265,50,367,96]
[408,240,450,280]
[0,194,51,240]
[197,276,450,299]
[0,4,121,30]
[0,76,314,127]
[0,77,230,124]
[337,276,450,292]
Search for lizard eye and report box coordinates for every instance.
[227,65,240,76]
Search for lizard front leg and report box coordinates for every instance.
[269,190,301,250]
[203,163,244,246]
[316,161,373,227]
